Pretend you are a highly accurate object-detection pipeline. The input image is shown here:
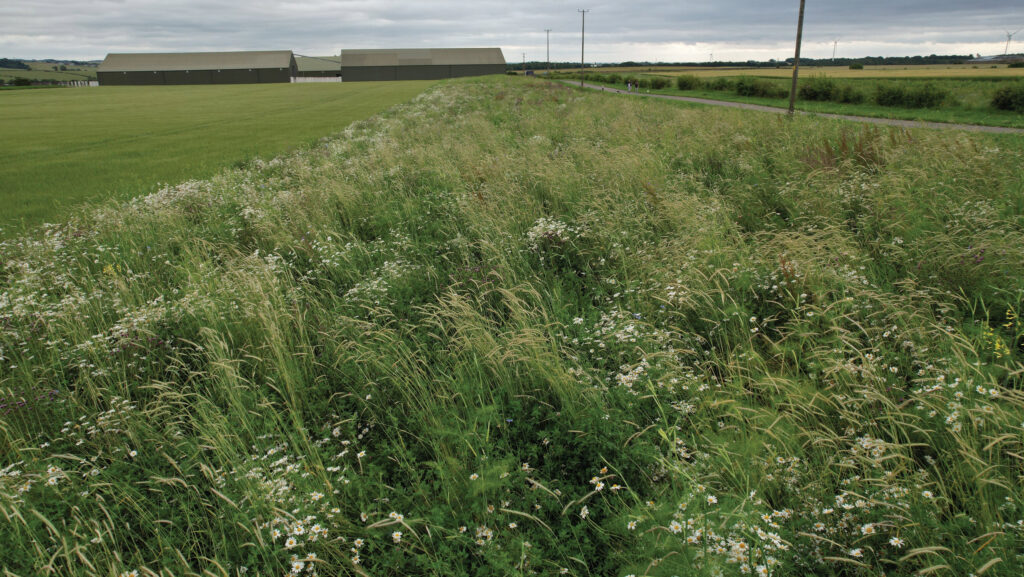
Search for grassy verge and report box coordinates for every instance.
[2,76,1023,576]
[0,81,435,235]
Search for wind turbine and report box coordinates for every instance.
[832,38,839,61]
[1007,29,1021,55]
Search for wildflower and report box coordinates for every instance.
[922,490,934,499]
[849,548,863,558]
[392,531,402,543]
[357,450,366,459]
[310,491,323,501]
[470,473,479,480]
[285,536,298,548]
[861,523,875,535]
[388,511,404,522]
[128,450,138,458]
[290,560,305,574]
[889,536,905,548]
[669,520,683,534]
[119,571,140,577]
[628,520,637,530]
[353,538,364,548]
[755,565,769,577]
[360,512,368,522]
[580,505,589,519]
[706,495,718,505]
[508,522,518,529]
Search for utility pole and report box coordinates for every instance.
[579,9,589,87]
[546,29,551,74]
[788,0,806,115]
[523,52,526,73]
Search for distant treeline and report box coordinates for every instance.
[0,58,30,70]
[0,58,98,69]
[509,54,977,71]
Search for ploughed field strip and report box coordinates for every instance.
[1,77,1023,577]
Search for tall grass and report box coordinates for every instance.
[1,76,1023,577]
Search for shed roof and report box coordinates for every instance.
[99,51,295,72]
[296,55,341,72]
[341,48,505,67]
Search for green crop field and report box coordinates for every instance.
[0,61,97,83]
[555,65,1024,128]
[597,63,1024,79]
[0,81,435,235]
[2,76,1024,577]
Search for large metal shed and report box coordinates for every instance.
[295,55,342,78]
[97,51,297,86]
[340,48,505,81]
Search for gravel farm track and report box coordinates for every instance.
[571,80,1024,134]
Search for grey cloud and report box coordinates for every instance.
[1,1,1021,61]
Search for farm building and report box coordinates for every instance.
[97,51,297,86]
[295,55,342,78]
[340,48,505,81]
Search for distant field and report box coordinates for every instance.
[0,81,435,234]
[596,63,1024,79]
[0,62,97,83]
[556,64,1024,128]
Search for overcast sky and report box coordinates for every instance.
[3,1,1023,62]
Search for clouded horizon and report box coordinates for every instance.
[3,1,1023,63]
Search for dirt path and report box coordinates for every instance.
[573,81,1024,135]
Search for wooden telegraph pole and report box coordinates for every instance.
[579,9,589,87]
[788,0,806,115]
